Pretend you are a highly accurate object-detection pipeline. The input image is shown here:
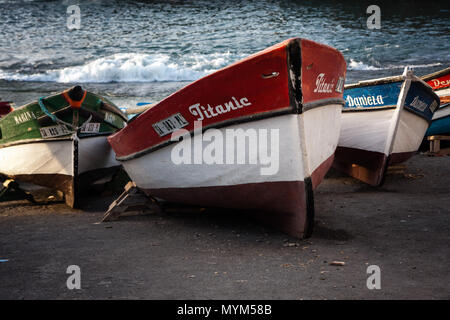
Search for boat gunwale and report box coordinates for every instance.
[0,131,112,149]
[420,67,450,82]
[114,96,345,162]
[344,75,404,89]
[5,90,128,122]
[342,105,397,113]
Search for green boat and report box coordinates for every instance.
[0,86,127,207]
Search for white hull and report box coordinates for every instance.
[120,106,341,238]
[0,135,120,206]
[436,87,450,98]
[339,106,429,159]
[391,108,429,154]
[0,139,73,176]
[432,104,450,121]
[122,106,342,191]
[339,108,395,155]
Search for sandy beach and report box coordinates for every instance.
[0,153,449,300]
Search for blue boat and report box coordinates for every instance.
[426,103,450,136]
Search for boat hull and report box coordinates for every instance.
[122,109,341,238]
[0,135,120,207]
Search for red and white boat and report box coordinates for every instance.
[108,38,346,238]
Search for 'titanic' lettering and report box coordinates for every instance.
[189,96,252,121]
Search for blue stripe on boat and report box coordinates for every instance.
[404,81,440,122]
[343,81,402,110]
[426,114,450,136]
[426,104,450,136]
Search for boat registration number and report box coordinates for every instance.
[40,125,71,138]
[104,112,115,125]
[152,113,189,137]
[81,122,100,133]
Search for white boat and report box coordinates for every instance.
[333,68,440,186]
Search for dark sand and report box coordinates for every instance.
[0,154,449,300]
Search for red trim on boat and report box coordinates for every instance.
[388,151,416,165]
[310,153,335,190]
[426,72,450,91]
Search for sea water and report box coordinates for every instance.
[0,0,448,109]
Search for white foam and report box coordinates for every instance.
[348,59,443,71]
[0,52,241,83]
[348,59,381,70]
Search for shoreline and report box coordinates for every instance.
[1,153,449,299]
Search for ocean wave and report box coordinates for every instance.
[348,59,443,71]
[1,54,445,83]
[389,62,443,69]
[348,59,381,70]
[0,52,240,83]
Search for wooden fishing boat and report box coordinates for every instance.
[108,38,347,238]
[333,68,440,186]
[0,86,127,207]
[422,67,450,104]
[0,100,13,118]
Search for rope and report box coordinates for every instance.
[38,97,93,132]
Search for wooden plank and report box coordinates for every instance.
[102,182,161,222]
[430,139,440,153]
[427,135,450,141]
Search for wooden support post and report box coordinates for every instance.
[427,135,450,155]
[101,181,161,222]
[0,178,37,203]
